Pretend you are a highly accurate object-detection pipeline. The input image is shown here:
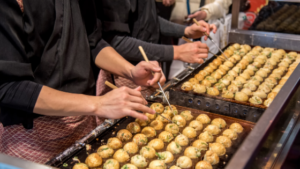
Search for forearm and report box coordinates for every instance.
[95,46,134,80]
[109,35,174,62]
[158,16,187,38]
[33,86,97,116]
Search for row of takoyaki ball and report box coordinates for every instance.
[73,104,244,169]
[181,43,299,107]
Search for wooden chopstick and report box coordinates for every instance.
[105,81,118,89]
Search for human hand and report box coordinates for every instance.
[96,86,155,120]
[188,11,207,21]
[184,20,217,40]
[130,61,166,88]
[162,0,175,6]
[173,41,208,63]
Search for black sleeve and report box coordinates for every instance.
[109,35,174,62]
[158,16,187,38]
[0,0,42,113]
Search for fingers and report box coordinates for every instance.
[129,102,155,115]
[210,24,217,33]
[195,41,208,49]
[126,109,149,120]
[143,61,163,86]
[199,20,210,36]
[159,73,166,86]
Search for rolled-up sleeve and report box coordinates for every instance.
[0,0,42,113]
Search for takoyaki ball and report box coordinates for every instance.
[277,66,287,72]
[247,79,260,86]
[193,84,207,94]
[221,90,234,99]
[213,58,222,66]
[228,84,239,93]
[211,71,222,80]
[240,59,250,66]
[227,46,235,52]
[189,78,199,85]
[288,51,298,58]
[201,79,212,87]
[252,90,267,99]
[98,145,114,158]
[211,118,226,129]
[205,76,217,84]
[240,88,252,96]
[148,138,164,150]
[219,65,230,72]
[283,57,293,64]
[196,114,211,124]
[192,139,208,150]
[232,66,242,74]
[204,67,214,74]
[176,156,192,168]
[243,83,257,91]
[256,70,268,78]
[228,57,237,64]
[164,105,178,113]
[242,44,251,51]
[199,131,214,143]
[140,146,156,159]
[199,70,209,77]
[268,92,277,99]
[264,98,274,107]
[209,143,226,156]
[195,73,205,81]
[219,78,231,86]
[121,164,138,169]
[165,123,180,135]
[240,72,251,80]
[142,127,156,138]
[195,161,213,169]
[126,122,141,134]
[253,46,263,52]
[258,84,272,94]
[159,131,174,143]
[249,96,263,105]
[271,53,282,61]
[85,153,103,168]
[214,83,226,91]
[117,129,132,142]
[172,115,187,127]
[170,166,181,169]
[180,110,194,121]
[124,142,139,154]
[207,87,220,96]
[239,48,247,56]
[208,62,218,70]
[252,61,263,68]
[103,159,119,169]
[182,127,197,138]
[108,137,123,149]
[269,73,281,80]
[184,146,201,159]
[222,129,238,140]
[274,49,286,56]
[150,120,164,130]
[278,61,289,68]
[224,61,234,68]
[156,113,171,123]
[204,125,221,135]
[113,149,130,163]
[181,82,193,91]
[261,50,271,56]
[247,65,258,72]
[145,112,157,120]
[233,43,241,50]
[230,123,244,134]
[228,70,238,78]
[243,69,254,76]
[236,63,247,70]
[133,134,148,146]
[264,62,274,70]
[150,103,164,114]
[156,151,174,163]
[225,49,234,56]
[231,80,243,88]
[130,155,147,168]
[235,92,249,102]
[232,54,242,61]
[279,79,287,85]
[149,160,167,169]
[216,68,227,76]
[272,87,281,93]
[167,141,182,154]
[72,163,89,169]
[175,134,189,146]
[273,69,285,76]
[223,74,235,81]
[235,76,247,84]
[251,75,263,83]
[135,118,150,127]
[243,55,253,63]
[216,136,232,148]
[189,120,203,131]
[265,77,277,86]
[204,150,219,165]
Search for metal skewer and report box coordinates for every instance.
[192,18,229,60]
